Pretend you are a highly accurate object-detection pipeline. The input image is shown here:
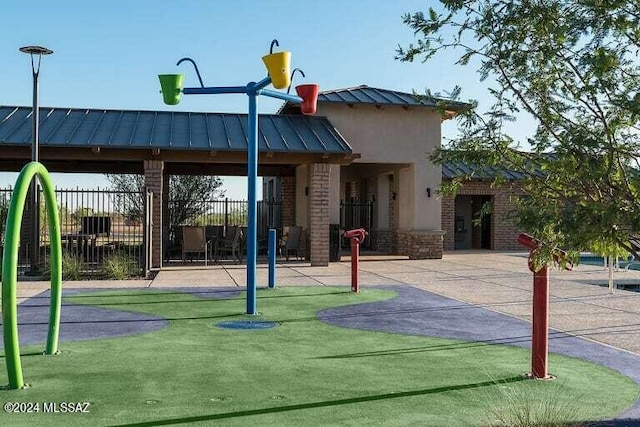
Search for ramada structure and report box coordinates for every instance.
[0,85,523,269]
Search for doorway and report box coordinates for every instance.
[454,195,492,250]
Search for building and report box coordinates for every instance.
[274,85,477,259]
[2,85,526,271]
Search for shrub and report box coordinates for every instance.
[61,253,83,281]
[484,378,584,427]
[102,252,139,280]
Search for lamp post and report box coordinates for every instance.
[20,45,53,275]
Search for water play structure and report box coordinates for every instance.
[1,162,63,389]
[159,39,318,314]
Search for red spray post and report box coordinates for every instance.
[517,233,572,379]
[344,229,368,293]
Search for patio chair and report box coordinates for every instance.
[280,225,302,261]
[205,225,224,263]
[181,226,208,265]
[219,226,244,263]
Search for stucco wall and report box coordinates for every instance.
[317,103,442,231]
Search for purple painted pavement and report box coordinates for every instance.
[318,285,640,426]
[0,287,242,348]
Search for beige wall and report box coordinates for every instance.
[398,166,415,229]
[376,173,390,229]
[319,103,442,230]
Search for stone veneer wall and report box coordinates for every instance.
[396,230,444,259]
[144,160,164,268]
[281,176,296,227]
[441,180,522,251]
[309,163,330,266]
[374,229,396,254]
[162,173,170,264]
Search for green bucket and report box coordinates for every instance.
[158,74,184,105]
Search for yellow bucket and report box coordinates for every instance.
[158,74,184,105]
[262,51,291,89]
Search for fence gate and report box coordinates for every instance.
[340,200,374,249]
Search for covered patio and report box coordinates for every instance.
[0,105,358,271]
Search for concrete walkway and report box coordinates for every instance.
[13,251,640,355]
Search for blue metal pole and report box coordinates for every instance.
[246,89,258,314]
[260,88,303,104]
[175,71,279,314]
[183,86,246,95]
[268,229,276,289]
[253,76,272,91]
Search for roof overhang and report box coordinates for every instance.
[0,144,360,175]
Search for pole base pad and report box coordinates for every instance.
[523,372,556,381]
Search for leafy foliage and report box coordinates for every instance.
[61,253,83,281]
[101,252,140,280]
[106,173,225,246]
[398,0,640,266]
[105,174,146,222]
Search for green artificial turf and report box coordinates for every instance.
[0,286,638,427]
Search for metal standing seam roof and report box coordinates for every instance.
[279,85,471,113]
[442,160,545,181]
[0,106,353,154]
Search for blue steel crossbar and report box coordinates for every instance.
[260,89,303,104]
[180,75,302,315]
[183,86,246,95]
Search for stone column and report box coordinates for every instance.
[308,163,330,266]
[441,193,455,251]
[295,165,309,229]
[396,164,444,259]
[161,173,170,264]
[144,160,164,269]
[281,176,296,227]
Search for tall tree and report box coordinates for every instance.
[397,0,640,267]
[106,174,225,244]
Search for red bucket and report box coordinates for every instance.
[295,84,319,115]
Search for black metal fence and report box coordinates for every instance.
[340,200,374,249]
[168,198,281,230]
[0,185,287,275]
[166,198,282,257]
[0,186,147,279]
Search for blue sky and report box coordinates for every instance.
[0,0,531,198]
